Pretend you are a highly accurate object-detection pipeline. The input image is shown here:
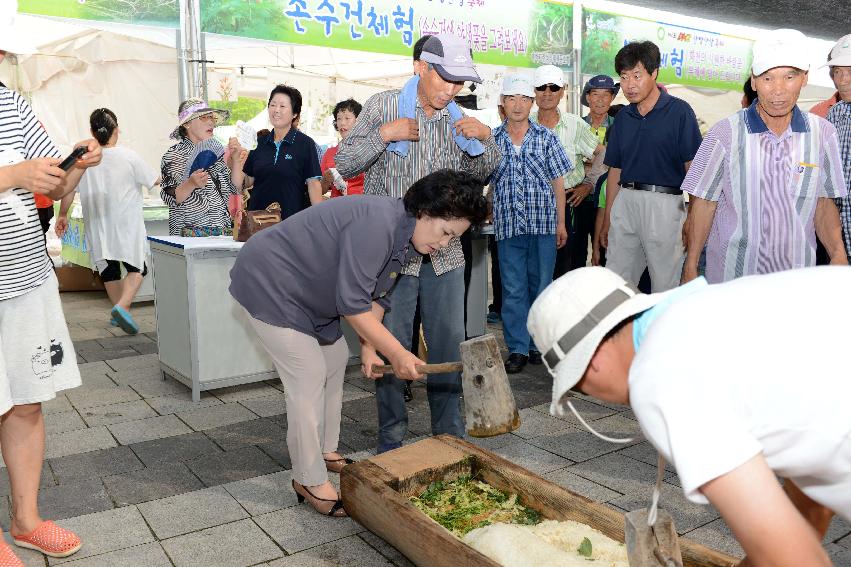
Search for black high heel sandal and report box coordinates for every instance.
[323,456,355,473]
[292,479,346,517]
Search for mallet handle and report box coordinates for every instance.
[373,362,463,375]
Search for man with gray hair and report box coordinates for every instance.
[335,33,500,453]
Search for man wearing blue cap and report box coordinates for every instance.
[581,75,619,145]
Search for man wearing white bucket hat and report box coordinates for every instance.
[682,29,847,284]
[0,2,102,564]
[527,266,851,566]
[490,73,571,374]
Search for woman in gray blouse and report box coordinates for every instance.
[230,169,487,517]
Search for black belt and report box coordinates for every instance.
[621,182,682,195]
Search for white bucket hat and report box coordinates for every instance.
[527,267,669,418]
[532,64,565,88]
[750,28,810,76]
[0,1,37,56]
[501,74,535,98]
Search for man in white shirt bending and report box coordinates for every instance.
[528,266,851,567]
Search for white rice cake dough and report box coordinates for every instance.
[463,520,628,567]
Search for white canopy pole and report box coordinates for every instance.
[178,0,204,101]
[571,2,583,116]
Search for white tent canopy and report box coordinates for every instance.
[2,15,179,167]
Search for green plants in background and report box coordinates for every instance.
[201,0,287,38]
[209,97,267,125]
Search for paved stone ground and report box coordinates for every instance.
[4,290,848,566]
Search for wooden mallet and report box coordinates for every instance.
[374,334,520,438]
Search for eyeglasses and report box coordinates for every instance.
[535,84,562,93]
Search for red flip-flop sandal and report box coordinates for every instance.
[0,541,23,567]
[12,521,81,558]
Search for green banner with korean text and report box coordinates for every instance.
[201,0,574,68]
[19,0,574,68]
[19,0,180,28]
[581,9,753,91]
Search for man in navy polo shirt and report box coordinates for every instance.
[601,41,702,292]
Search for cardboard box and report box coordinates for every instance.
[56,266,104,292]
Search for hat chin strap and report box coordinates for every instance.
[565,399,634,444]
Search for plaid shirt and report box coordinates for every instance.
[827,100,851,259]
[489,120,572,240]
[334,88,501,276]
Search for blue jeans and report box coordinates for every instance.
[375,262,465,453]
[497,234,557,355]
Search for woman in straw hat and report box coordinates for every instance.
[159,98,240,235]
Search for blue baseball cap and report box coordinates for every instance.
[581,75,620,107]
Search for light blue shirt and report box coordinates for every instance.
[633,278,708,350]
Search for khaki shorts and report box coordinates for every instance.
[0,272,81,414]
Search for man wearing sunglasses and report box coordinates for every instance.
[531,65,600,279]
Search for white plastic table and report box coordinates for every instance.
[148,231,492,401]
[148,235,277,401]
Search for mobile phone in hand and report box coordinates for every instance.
[58,147,87,172]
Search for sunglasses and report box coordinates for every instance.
[535,84,562,93]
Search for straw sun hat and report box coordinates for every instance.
[170,98,230,140]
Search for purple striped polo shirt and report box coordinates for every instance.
[683,102,847,283]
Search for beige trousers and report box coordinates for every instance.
[607,187,686,292]
[248,315,349,487]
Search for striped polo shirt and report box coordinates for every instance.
[334,88,501,276]
[683,102,847,283]
[0,88,61,300]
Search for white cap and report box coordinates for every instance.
[501,74,535,97]
[751,29,810,76]
[0,1,36,55]
[825,34,851,68]
[532,65,565,88]
[527,267,670,416]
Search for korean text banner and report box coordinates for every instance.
[19,0,180,27]
[201,0,573,68]
[581,9,753,91]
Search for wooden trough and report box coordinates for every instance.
[341,435,738,567]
